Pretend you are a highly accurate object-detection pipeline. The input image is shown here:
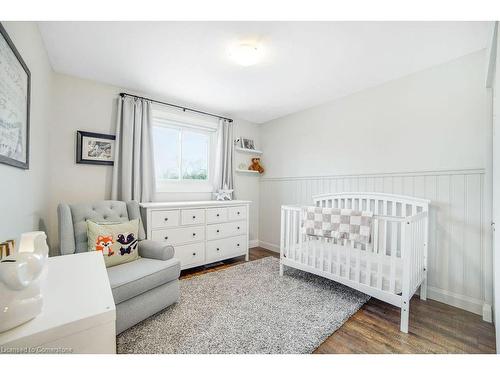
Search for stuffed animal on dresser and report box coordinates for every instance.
[248,158,265,174]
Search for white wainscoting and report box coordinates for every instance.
[259,169,492,319]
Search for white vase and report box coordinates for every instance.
[0,232,49,333]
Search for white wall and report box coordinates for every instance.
[259,50,493,318]
[0,22,53,244]
[261,51,490,179]
[233,119,260,245]
[47,73,260,252]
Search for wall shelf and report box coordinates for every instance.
[236,169,260,175]
[235,147,263,155]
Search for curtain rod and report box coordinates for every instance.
[119,92,233,123]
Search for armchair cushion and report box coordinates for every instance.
[107,257,180,304]
[57,200,146,255]
[87,219,140,267]
[139,240,175,261]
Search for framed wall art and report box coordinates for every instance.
[76,131,116,166]
[0,22,31,170]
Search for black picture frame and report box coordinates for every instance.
[0,22,31,170]
[76,131,116,166]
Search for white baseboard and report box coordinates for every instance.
[483,303,493,323]
[249,239,260,248]
[426,286,488,318]
[257,240,280,253]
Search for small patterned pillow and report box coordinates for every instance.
[87,219,140,267]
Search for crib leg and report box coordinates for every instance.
[279,263,284,276]
[420,277,427,301]
[400,299,410,333]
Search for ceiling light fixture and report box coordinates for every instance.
[228,43,263,67]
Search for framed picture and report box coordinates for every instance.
[241,138,255,150]
[0,22,31,170]
[76,131,116,165]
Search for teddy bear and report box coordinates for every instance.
[248,158,265,174]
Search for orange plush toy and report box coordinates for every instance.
[248,158,265,174]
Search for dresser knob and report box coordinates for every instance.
[237,226,240,230]
[192,252,196,256]
[216,248,220,251]
[164,217,168,221]
[193,233,196,236]
[237,212,240,215]
[192,215,196,219]
[216,213,220,217]
[237,243,240,247]
[164,236,168,240]
[216,229,220,233]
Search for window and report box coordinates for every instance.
[152,115,215,193]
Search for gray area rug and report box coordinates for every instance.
[117,257,369,354]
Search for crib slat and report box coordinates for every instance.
[286,210,291,260]
[381,201,388,256]
[320,237,325,271]
[346,237,351,280]
[328,240,333,273]
[292,211,297,260]
[336,242,341,276]
[355,240,360,283]
[311,237,315,268]
[389,222,397,294]
[374,201,383,289]
[280,208,285,260]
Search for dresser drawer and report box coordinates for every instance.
[228,206,246,221]
[206,207,227,223]
[174,243,205,268]
[151,210,179,229]
[207,221,246,240]
[206,235,247,262]
[151,226,205,245]
[181,209,205,226]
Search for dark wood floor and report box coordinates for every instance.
[180,247,497,354]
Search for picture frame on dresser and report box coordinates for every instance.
[140,200,251,270]
[0,22,31,170]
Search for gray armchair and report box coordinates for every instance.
[58,200,180,334]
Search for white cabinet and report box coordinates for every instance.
[0,252,116,353]
[141,200,251,270]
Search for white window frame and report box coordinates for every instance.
[152,113,217,194]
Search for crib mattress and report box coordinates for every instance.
[289,245,403,294]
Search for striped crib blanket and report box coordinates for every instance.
[302,206,374,245]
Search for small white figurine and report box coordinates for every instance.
[0,231,49,333]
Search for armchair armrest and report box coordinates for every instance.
[138,240,174,261]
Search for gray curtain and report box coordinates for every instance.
[111,96,155,202]
[214,119,234,192]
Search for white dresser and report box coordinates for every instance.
[140,200,251,270]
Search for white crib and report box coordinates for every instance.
[279,192,429,333]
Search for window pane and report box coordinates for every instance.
[153,126,180,180]
[181,131,209,180]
